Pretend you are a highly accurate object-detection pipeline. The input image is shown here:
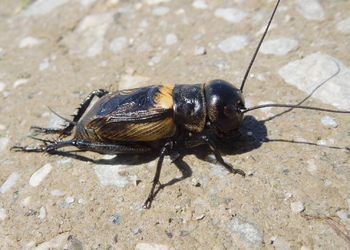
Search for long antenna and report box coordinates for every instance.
[240,104,350,114]
[240,0,281,92]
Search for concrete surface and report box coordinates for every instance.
[0,0,350,249]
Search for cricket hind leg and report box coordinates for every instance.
[31,89,110,137]
[12,137,152,155]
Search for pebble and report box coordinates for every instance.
[228,215,264,244]
[19,36,44,48]
[214,8,248,23]
[260,38,298,56]
[165,33,178,45]
[63,13,114,57]
[218,35,248,53]
[295,0,324,20]
[21,196,31,207]
[145,0,170,5]
[38,206,46,219]
[278,53,350,110]
[321,116,338,128]
[39,59,50,71]
[29,163,53,187]
[290,201,305,213]
[0,137,9,153]
[152,7,170,16]
[65,197,75,204]
[194,46,206,55]
[324,179,332,186]
[135,243,170,250]
[93,164,134,187]
[0,208,6,220]
[336,210,349,222]
[316,139,328,146]
[306,159,317,173]
[13,78,29,88]
[192,0,208,10]
[336,17,350,34]
[78,0,97,6]
[0,82,5,92]
[34,232,70,250]
[110,214,122,225]
[110,36,128,52]
[22,0,69,16]
[149,55,162,65]
[0,172,19,193]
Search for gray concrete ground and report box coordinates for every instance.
[0,0,350,249]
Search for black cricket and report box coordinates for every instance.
[13,0,350,208]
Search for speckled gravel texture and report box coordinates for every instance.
[1,0,350,249]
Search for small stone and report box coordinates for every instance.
[0,172,19,193]
[38,206,46,219]
[336,210,349,222]
[34,233,70,249]
[191,178,201,187]
[218,35,248,53]
[194,46,206,55]
[247,131,253,136]
[29,163,53,187]
[149,55,161,65]
[39,59,50,71]
[295,0,324,20]
[290,201,305,213]
[145,0,170,5]
[0,82,5,92]
[93,164,135,188]
[50,189,66,196]
[132,228,142,234]
[210,60,229,69]
[214,8,247,23]
[336,17,350,34]
[135,243,170,250]
[165,33,178,45]
[0,208,6,221]
[65,197,75,204]
[324,179,332,186]
[78,0,97,6]
[196,214,205,220]
[67,236,85,250]
[192,0,208,9]
[13,79,29,88]
[21,197,31,207]
[110,36,127,52]
[278,53,350,110]
[321,116,338,128]
[110,214,122,225]
[306,159,317,173]
[152,7,170,16]
[19,36,45,48]
[0,137,9,153]
[260,38,298,56]
[316,140,328,146]
[228,215,264,244]
[22,0,69,16]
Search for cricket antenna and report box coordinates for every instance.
[240,0,281,92]
[239,104,350,114]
